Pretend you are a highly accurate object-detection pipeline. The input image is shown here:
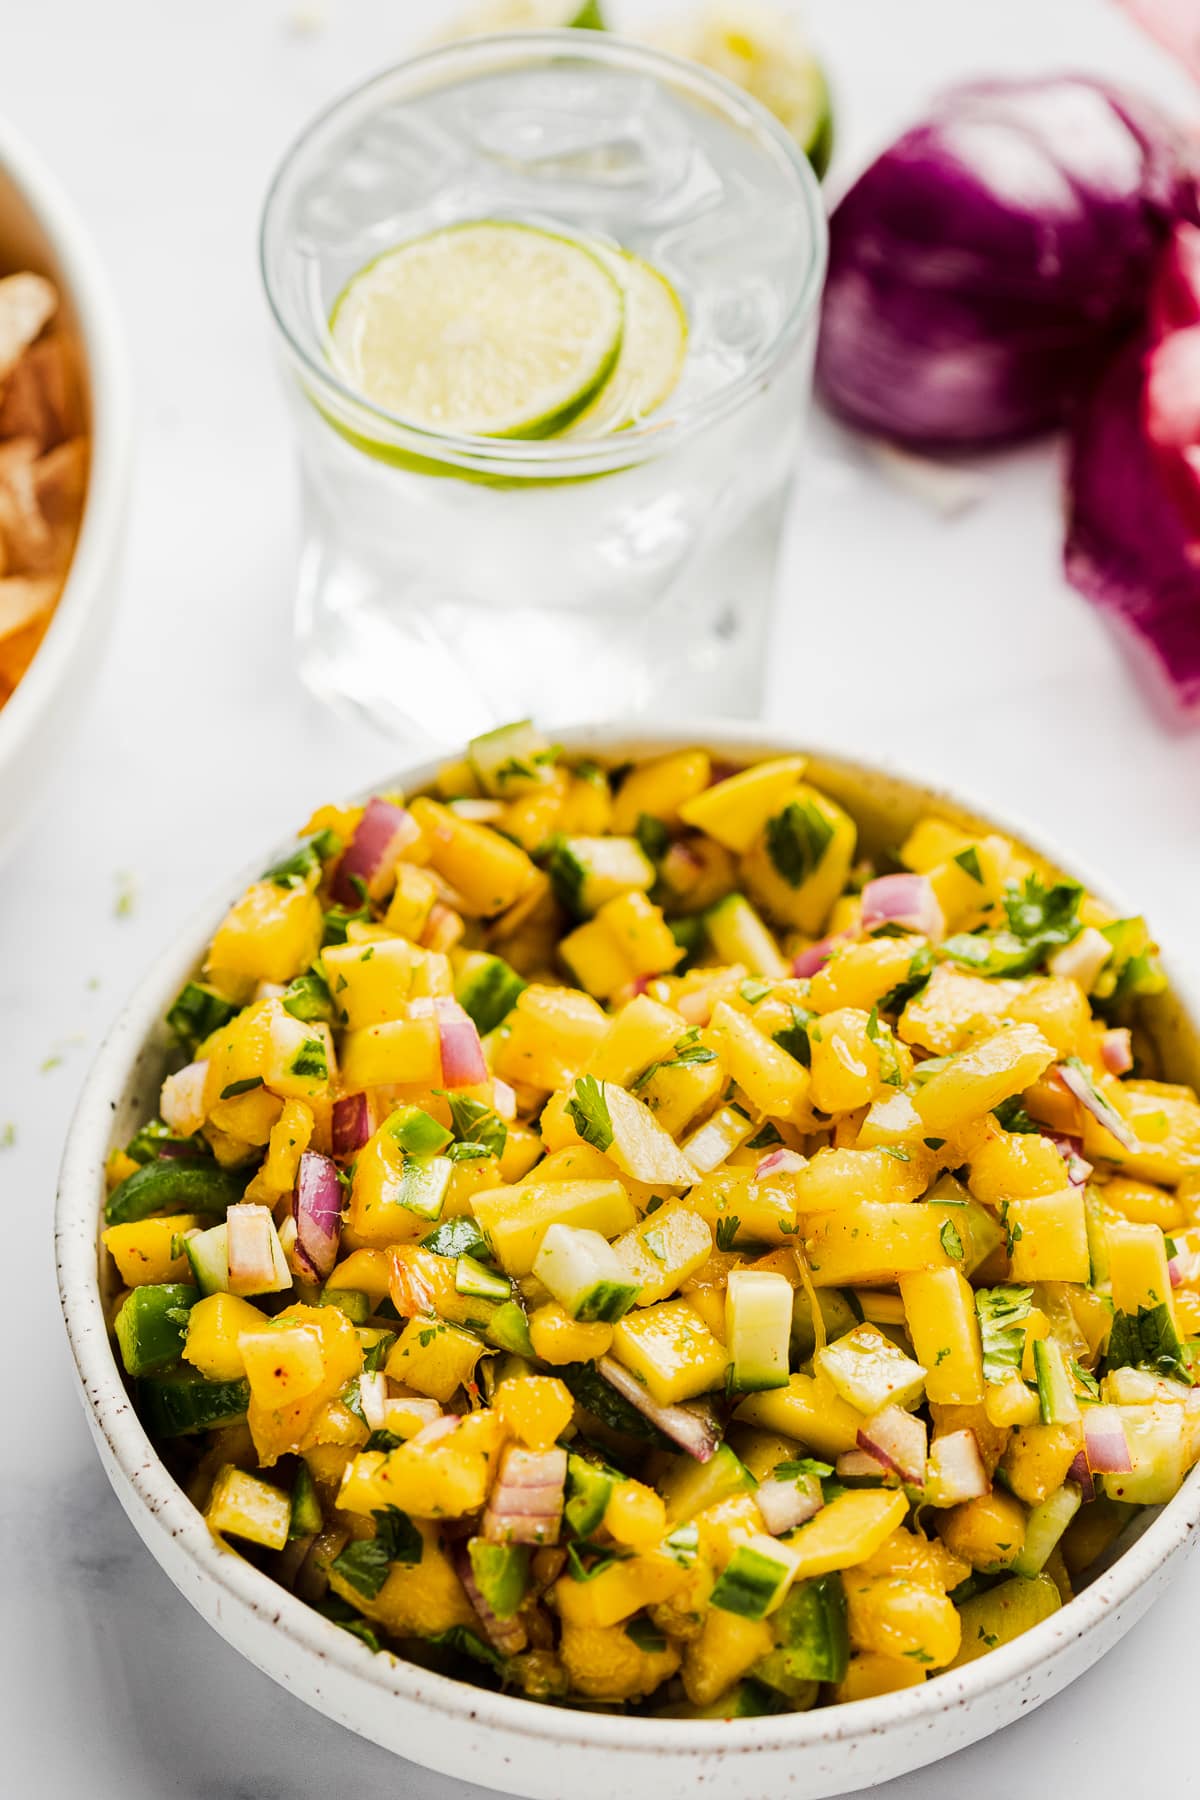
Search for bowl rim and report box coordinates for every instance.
[56,718,1200,1762]
[0,112,133,765]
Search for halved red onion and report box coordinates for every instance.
[755,1148,806,1181]
[1057,1060,1139,1152]
[454,1540,528,1657]
[755,1473,824,1535]
[792,936,841,979]
[858,1404,928,1486]
[481,1445,567,1545]
[927,1429,990,1503]
[596,1356,720,1462]
[861,873,944,940]
[292,1150,343,1283]
[1084,1405,1133,1473]
[435,998,488,1088]
[331,797,421,905]
[1100,1028,1135,1076]
[1068,1448,1096,1502]
[332,1092,376,1159]
[1046,1132,1094,1188]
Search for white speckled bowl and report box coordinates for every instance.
[0,115,132,858]
[56,725,1200,1800]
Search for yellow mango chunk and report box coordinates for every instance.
[1007,1188,1090,1284]
[741,784,857,935]
[681,1609,773,1707]
[677,756,808,852]
[206,880,322,987]
[844,1572,962,1669]
[612,750,712,834]
[559,1622,680,1702]
[900,1267,985,1405]
[494,984,609,1090]
[811,936,927,1015]
[528,1301,614,1365]
[328,1519,475,1636]
[914,1024,1056,1139]
[1105,1218,1174,1316]
[809,1007,887,1113]
[473,1179,636,1276]
[184,1292,267,1381]
[384,1318,485,1402]
[707,999,811,1117]
[734,1372,863,1458]
[339,1412,502,1518]
[612,1203,714,1305]
[584,994,689,1087]
[898,963,1013,1057]
[610,1298,729,1406]
[835,1651,926,1702]
[408,796,538,917]
[103,1213,203,1286]
[555,1552,689,1627]
[805,1202,954,1287]
[786,1489,911,1579]
[493,1375,574,1450]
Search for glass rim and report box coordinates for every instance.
[258,28,828,476]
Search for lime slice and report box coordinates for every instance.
[650,2,834,178]
[446,0,606,34]
[565,249,688,437]
[330,221,625,439]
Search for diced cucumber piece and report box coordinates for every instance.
[1033,1339,1080,1425]
[282,972,337,1024]
[533,1223,640,1323]
[455,951,527,1036]
[206,1464,291,1551]
[1107,1402,1189,1504]
[396,1153,453,1221]
[468,1539,530,1618]
[703,893,788,980]
[138,1372,250,1436]
[289,1462,324,1539]
[317,1285,372,1324]
[114,1282,198,1376]
[185,1222,230,1296]
[726,1269,792,1393]
[1085,1189,1111,1285]
[468,719,557,797]
[770,1573,849,1683]
[386,1107,454,1157]
[564,1453,617,1537]
[423,1215,492,1261]
[455,1254,511,1303]
[548,835,655,917]
[709,1537,797,1620]
[105,1158,243,1226]
[660,1442,755,1523]
[485,1299,534,1357]
[790,1285,861,1360]
[1012,1482,1082,1576]
[166,980,238,1052]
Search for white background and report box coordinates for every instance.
[3,2,1200,1796]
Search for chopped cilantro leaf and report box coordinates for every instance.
[566,1075,614,1153]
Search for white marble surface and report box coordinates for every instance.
[3,1,1200,1794]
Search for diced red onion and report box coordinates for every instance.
[677,987,716,1026]
[1057,1059,1140,1152]
[435,999,488,1088]
[481,1445,567,1546]
[792,936,841,979]
[1068,1448,1096,1502]
[860,873,944,940]
[412,1413,462,1448]
[331,797,421,905]
[1169,1256,1184,1289]
[1046,1132,1094,1188]
[332,1092,376,1159]
[857,1404,928,1486]
[156,1137,203,1159]
[1047,926,1115,991]
[490,1078,517,1121]
[454,1540,528,1657]
[928,1428,990,1503]
[421,901,463,953]
[755,1148,806,1181]
[357,1371,388,1431]
[596,1356,720,1462]
[837,1448,891,1479]
[755,1473,824,1535]
[1101,1029,1135,1076]
[227,1202,284,1294]
[1084,1404,1134,1473]
[160,1060,208,1136]
[292,1150,343,1283]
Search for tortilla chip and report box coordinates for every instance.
[0,273,57,381]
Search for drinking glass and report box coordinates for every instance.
[261,30,827,745]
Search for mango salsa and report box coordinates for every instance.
[104,733,1195,1718]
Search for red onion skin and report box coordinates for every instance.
[1069,1448,1096,1502]
[857,1405,927,1486]
[1057,1060,1139,1151]
[596,1357,719,1462]
[793,936,840,979]
[331,797,418,905]
[1100,1030,1135,1077]
[331,1092,374,1159]
[860,873,943,938]
[819,76,1194,448]
[1084,1408,1134,1474]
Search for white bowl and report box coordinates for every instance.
[55,724,1200,1800]
[0,115,132,856]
